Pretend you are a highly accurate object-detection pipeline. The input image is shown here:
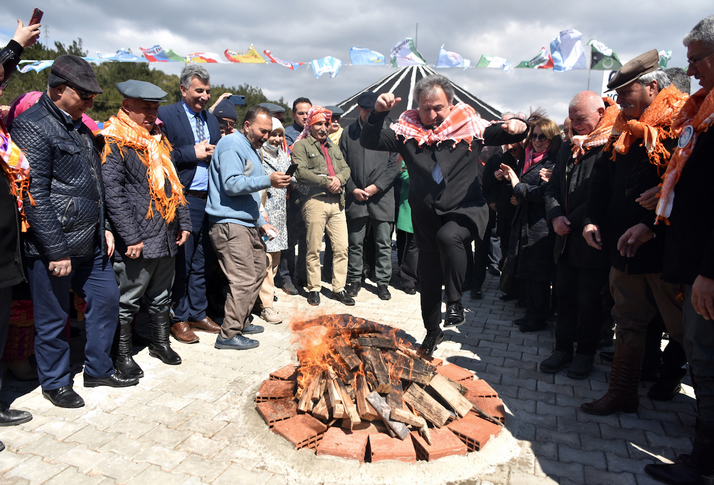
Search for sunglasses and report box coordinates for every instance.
[66,84,98,101]
[531,133,548,142]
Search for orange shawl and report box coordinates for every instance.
[570,98,620,160]
[101,110,186,223]
[0,119,33,231]
[606,84,688,172]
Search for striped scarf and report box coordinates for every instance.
[656,86,714,224]
[101,109,186,223]
[570,99,620,160]
[0,119,33,231]
[391,103,490,151]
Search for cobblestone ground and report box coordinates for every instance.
[0,270,696,485]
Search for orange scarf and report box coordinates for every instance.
[0,119,33,231]
[391,103,491,151]
[101,110,186,223]
[606,85,688,172]
[571,99,620,160]
[655,87,714,224]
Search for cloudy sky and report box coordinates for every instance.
[1,2,712,123]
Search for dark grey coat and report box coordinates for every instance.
[102,142,191,262]
[340,119,400,221]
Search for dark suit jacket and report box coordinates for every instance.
[158,102,221,189]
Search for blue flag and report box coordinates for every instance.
[436,45,470,69]
[349,47,385,66]
[97,49,147,62]
[17,60,54,73]
[311,56,343,78]
[550,29,587,72]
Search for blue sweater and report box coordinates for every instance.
[206,131,271,227]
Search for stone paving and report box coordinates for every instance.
[0,271,697,484]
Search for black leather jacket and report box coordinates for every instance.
[11,93,107,261]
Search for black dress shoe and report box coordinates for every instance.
[488,266,501,277]
[42,385,85,408]
[419,331,445,357]
[281,282,298,296]
[513,315,530,326]
[215,334,259,350]
[84,371,139,388]
[377,285,391,301]
[241,323,264,335]
[114,355,144,379]
[648,380,683,401]
[444,301,466,327]
[345,282,360,298]
[0,405,32,426]
[307,291,320,306]
[334,290,355,306]
[519,319,547,333]
[470,288,483,300]
[499,293,519,301]
[149,343,182,365]
[0,440,4,452]
[402,286,417,295]
[645,462,714,485]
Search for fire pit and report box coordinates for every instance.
[255,314,506,463]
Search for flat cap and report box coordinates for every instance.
[357,92,378,109]
[116,80,167,102]
[49,55,103,94]
[213,99,237,121]
[607,49,659,91]
[325,105,344,116]
[258,102,286,114]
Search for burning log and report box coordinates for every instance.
[312,395,330,421]
[366,391,410,440]
[356,336,397,350]
[389,407,431,445]
[403,383,451,428]
[335,378,361,429]
[332,336,362,371]
[325,375,344,419]
[354,374,379,421]
[428,374,474,418]
[360,348,392,394]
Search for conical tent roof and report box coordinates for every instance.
[337,65,502,126]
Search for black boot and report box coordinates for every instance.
[148,312,182,365]
[645,421,714,484]
[113,321,144,378]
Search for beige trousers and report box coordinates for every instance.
[302,196,348,292]
[259,251,281,309]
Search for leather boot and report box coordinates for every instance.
[581,340,643,415]
[645,420,714,484]
[148,312,182,365]
[113,321,144,378]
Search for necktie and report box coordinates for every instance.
[195,113,206,143]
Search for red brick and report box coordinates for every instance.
[447,414,502,451]
[317,427,369,462]
[466,396,507,423]
[270,364,299,381]
[422,356,443,367]
[256,380,296,402]
[272,414,328,450]
[367,433,417,463]
[350,421,389,435]
[256,399,297,428]
[410,428,468,461]
[462,379,499,398]
[436,363,474,382]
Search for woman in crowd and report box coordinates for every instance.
[500,116,561,332]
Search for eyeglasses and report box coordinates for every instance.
[531,133,548,142]
[688,51,714,68]
[66,84,97,101]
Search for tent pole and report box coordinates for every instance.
[587,68,591,91]
[415,23,418,49]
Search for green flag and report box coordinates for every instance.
[588,40,622,70]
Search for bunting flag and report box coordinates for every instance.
[588,40,622,70]
[390,38,427,67]
[349,47,385,65]
[436,45,470,69]
[516,47,554,69]
[658,50,672,69]
[476,55,511,71]
[186,52,225,63]
[97,49,146,62]
[263,50,304,70]
[550,29,587,72]
[140,45,185,62]
[311,56,343,78]
[224,46,266,63]
[17,60,54,73]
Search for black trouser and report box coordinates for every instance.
[397,229,418,289]
[643,311,687,380]
[284,197,307,285]
[523,278,551,324]
[471,208,499,291]
[554,262,610,356]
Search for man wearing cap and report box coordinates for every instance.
[11,55,139,408]
[293,106,354,306]
[213,98,238,136]
[159,65,221,345]
[641,15,714,484]
[101,80,192,377]
[340,92,399,301]
[258,102,286,122]
[580,50,688,416]
[206,106,290,350]
[361,75,528,355]
[325,105,344,144]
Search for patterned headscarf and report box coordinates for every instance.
[293,106,332,145]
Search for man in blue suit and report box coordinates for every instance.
[159,65,222,343]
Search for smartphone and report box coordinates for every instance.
[285,163,298,177]
[230,95,245,105]
[29,8,43,26]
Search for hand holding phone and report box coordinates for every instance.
[29,8,44,26]
[285,163,298,177]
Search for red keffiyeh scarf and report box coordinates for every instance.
[391,103,491,151]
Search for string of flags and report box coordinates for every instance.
[16,29,674,79]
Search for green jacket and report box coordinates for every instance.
[293,134,351,208]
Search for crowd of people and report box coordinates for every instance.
[1,12,713,484]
